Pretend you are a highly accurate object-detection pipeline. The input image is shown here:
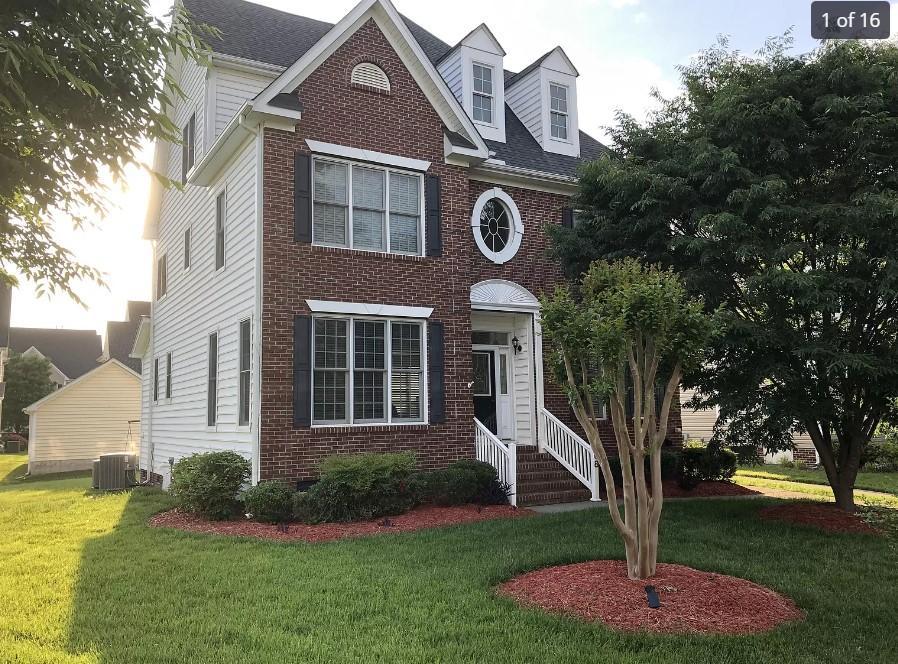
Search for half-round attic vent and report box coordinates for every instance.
[351,62,391,93]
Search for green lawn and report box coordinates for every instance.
[737,466,898,496]
[2,452,897,663]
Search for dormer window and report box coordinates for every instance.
[550,83,569,140]
[472,63,494,125]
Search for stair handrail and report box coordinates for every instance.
[474,418,517,506]
[540,408,601,501]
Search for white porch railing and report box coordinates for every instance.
[474,418,517,506]
[540,408,601,501]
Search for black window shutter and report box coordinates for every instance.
[428,320,445,423]
[293,315,312,427]
[561,206,574,228]
[294,152,312,243]
[425,174,442,256]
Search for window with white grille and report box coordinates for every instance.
[351,62,390,92]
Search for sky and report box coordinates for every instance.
[9,0,895,337]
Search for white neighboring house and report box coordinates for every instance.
[679,388,820,465]
[24,360,141,475]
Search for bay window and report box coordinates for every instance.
[312,157,422,255]
[312,317,425,425]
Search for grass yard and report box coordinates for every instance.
[2,452,897,664]
[737,466,898,500]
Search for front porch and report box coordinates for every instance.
[468,280,601,506]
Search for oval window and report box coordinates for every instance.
[471,188,523,264]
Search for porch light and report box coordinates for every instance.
[511,335,522,354]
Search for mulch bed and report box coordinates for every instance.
[758,503,879,534]
[498,560,803,634]
[149,504,530,543]
[662,480,760,498]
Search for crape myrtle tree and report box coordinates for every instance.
[541,259,716,580]
[0,1,207,300]
[548,38,898,512]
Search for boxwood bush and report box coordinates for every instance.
[413,459,510,506]
[242,480,294,523]
[677,442,738,489]
[170,451,250,520]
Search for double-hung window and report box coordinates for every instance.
[156,254,167,300]
[181,113,195,184]
[312,158,422,255]
[550,83,569,140]
[312,317,425,425]
[215,191,226,270]
[165,352,172,399]
[153,358,160,402]
[472,63,493,124]
[207,332,218,426]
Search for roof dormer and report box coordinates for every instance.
[506,46,580,157]
[437,24,506,143]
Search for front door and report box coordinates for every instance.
[472,351,497,433]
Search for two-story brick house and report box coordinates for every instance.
[134,0,682,506]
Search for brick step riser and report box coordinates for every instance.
[518,491,592,507]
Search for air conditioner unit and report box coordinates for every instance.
[91,453,137,491]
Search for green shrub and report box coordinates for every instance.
[170,451,250,520]
[606,450,680,486]
[414,459,509,506]
[865,439,898,471]
[677,443,738,489]
[243,481,294,523]
[294,452,419,523]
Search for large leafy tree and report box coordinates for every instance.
[542,260,716,579]
[2,352,54,433]
[549,39,898,511]
[0,0,205,301]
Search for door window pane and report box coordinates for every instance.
[499,353,508,395]
[472,352,491,396]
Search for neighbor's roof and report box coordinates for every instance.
[23,359,139,414]
[102,300,150,373]
[9,327,102,380]
[182,0,610,177]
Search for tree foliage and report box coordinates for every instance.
[541,259,717,579]
[0,0,206,301]
[2,352,54,433]
[548,38,898,511]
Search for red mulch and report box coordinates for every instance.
[149,504,530,543]
[662,480,760,498]
[498,560,803,634]
[758,503,879,534]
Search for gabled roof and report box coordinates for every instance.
[9,327,102,380]
[176,0,609,182]
[23,359,139,414]
[100,300,149,373]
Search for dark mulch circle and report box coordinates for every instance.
[150,504,530,543]
[758,502,880,534]
[498,560,803,635]
[662,480,760,498]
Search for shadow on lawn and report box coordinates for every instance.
[0,458,28,484]
[62,489,898,664]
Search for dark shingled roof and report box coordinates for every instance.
[104,301,150,374]
[9,328,102,380]
[182,0,609,177]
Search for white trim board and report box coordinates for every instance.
[306,300,433,318]
[305,140,431,172]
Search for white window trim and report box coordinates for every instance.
[472,61,495,128]
[213,185,227,273]
[183,226,192,272]
[306,300,433,319]
[237,316,252,431]
[164,351,173,401]
[305,140,431,172]
[470,187,524,265]
[311,155,425,257]
[311,315,429,428]
[155,253,167,301]
[549,81,570,143]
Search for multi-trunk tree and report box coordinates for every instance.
[541,259,716,580]
[549,39,898,512]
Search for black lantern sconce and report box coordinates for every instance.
[511,335,523,354]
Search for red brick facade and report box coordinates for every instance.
[259,19,681,483]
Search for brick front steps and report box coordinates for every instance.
[515,446,592,507]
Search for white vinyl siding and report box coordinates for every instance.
[311,156,423,256]
[437,49,463,104]
[28,362,140,473]
[312,316,425,426]
[140,52,257,481]
[506,68,542,144]
[212,66,276,139]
